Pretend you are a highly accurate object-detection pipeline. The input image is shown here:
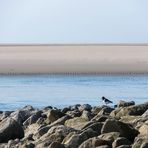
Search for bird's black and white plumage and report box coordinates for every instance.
[102,96,113,105]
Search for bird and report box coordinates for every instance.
[102,96,113,105]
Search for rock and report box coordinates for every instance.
[34,115,71,139]
[112,102,148,118]
[140,142,148,148]
[46,132,65,143]
[10,105,36,125]
[98,132,121,143]
[142,110,148,118]
[119,116,140,125]
[101,119,139,141]
[70,104,81,110]
[0,111,13,121]
[0,143,7,148]
[96,146,110,148]
[98,106,114,115]
[79,137,110,148]
[118,100,135,107]
[61,107,71,114]
[112,137,132,148]
[25,123,40,139]
[50,115,71,126]
[62,132,78,147]
[78,104,92,112]
[35,125,51,138]
[7,139,20,148]
[47,109,65,122]
[132,135,148,148]
[116,146,131,148]
[139,124,148,136]
[65,117,89,130]
[49,142,65,148]
[91,106,102,115]
[0,118,24,143]
[23,110,42,127]
[40,125,77,141]
[21,143,35,148]
[43,106,53,110]
[66,110,81,118]
[63,128,97,148]
[92,115,109,122]
[81,110,93,120]
[35,138,52,148]
[82,122,103,135]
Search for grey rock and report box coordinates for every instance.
[101,119,139,141]
[0,118,24,143]
[63,128,97,148]
[81,110,93,120]
[47,109,65,123]
[23,110,42,127]
[82,122,103,135]
[10,105,36,125]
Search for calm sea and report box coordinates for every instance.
[0,75,148,111]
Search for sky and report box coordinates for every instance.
[0,0,148,44]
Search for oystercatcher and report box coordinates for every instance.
[102,96,113,105]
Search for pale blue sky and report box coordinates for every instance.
[0,0,148,43]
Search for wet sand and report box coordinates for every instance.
[0,44,148,74]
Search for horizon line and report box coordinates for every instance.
[0,43,148,46]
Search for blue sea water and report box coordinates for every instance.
[0,75,148,111]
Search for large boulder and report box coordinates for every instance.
[10,105,36,125]
[23,110,42,127]
[47,109,65,123]
[0,118,24,143]
[101,119,139,141]
[82,122,103,135]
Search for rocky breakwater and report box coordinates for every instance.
[0,101,147,148]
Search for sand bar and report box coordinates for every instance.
[0,44,148,74]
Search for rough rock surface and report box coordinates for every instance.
[0,118,24,143]
[0,102,147,148]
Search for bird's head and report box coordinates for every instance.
[102,96,105,100]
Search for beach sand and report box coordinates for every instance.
[0,44,148,74]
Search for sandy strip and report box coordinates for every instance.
[0,44,148,74]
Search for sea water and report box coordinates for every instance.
[0,75,148,111]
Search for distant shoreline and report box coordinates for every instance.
[0,44,148,74]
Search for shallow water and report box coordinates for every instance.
[0,75,148,111]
